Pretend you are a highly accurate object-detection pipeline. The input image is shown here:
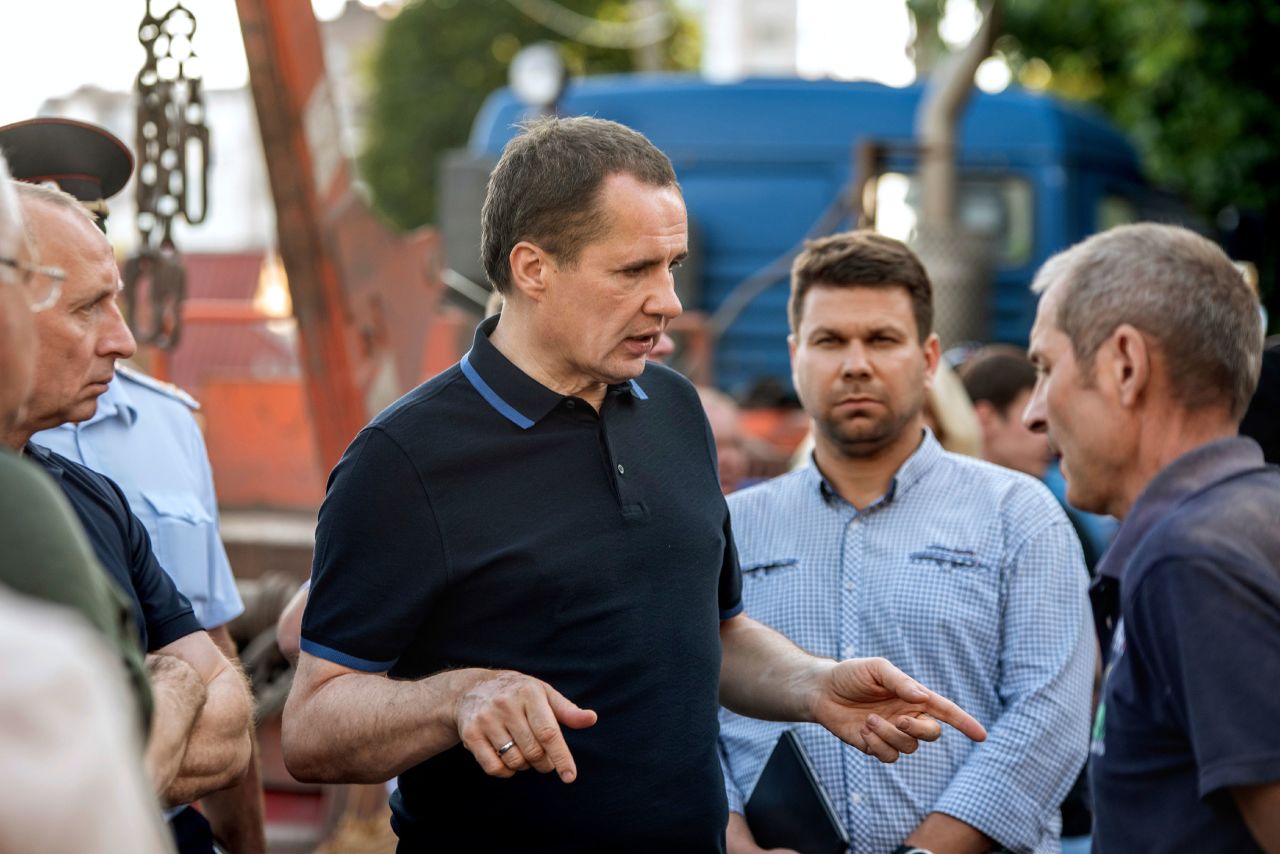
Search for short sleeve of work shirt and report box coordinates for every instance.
[1126,553,1280,797]
[26,443,201,653]
[301,317,742,848]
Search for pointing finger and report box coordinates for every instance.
[875,660,986,742]
[529,686,593,783]
[922,691,986,742]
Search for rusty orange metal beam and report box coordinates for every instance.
[234,0,444,472]
[235,0,364,469]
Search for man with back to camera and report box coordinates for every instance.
[283,116,988,852]
[1023,224,1280,852]
[5,178,253,849]
[717,231,1094,854]
[0,116,264,854]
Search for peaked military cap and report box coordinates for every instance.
[0,118,134,230]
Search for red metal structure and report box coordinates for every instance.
[234,0,445,471]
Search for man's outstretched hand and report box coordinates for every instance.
[811,657,987,763]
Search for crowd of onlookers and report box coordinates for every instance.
[3,112,1279,854]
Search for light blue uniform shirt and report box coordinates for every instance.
[33,367,244,630]
[719,431,1095,854]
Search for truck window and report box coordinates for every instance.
[874,172,1034,267]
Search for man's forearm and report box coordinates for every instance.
[905,812,993,854]
[201,626,266,854]
[144,653,206,797]
[1234,782,1280,852]
[161,661,253,805]
[283,657,488,784]
[719,615,829,722]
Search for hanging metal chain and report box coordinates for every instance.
[126,0,212,349]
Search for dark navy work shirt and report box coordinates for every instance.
[1090,437,1280,853]
[302,317,743,852]
[26,442,201,652]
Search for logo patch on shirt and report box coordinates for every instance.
[1091,618,1126,757]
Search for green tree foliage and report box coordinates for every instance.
[998,0,1280,301]
[361,0,699,229]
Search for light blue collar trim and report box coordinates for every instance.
[460,352,535,429]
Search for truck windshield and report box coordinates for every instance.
[874,172,1034,268]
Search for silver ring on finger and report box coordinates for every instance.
[497,740,516,756]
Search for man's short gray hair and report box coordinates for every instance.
[1031,223,1262,419]
[14,179,94,222]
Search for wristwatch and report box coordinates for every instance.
[891,846,935,854]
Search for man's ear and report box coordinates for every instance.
[508,241,550,301]
[1106,323,1151,408]
[921,333,941,390]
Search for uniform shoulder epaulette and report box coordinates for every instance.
[116,364,201,411]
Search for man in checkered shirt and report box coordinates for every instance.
[718,231,1095,854]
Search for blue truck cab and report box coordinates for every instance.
[467,75,1180,395]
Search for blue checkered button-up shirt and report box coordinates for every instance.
[719,431,1095,854]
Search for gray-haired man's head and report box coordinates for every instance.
[1032,223,1261,419]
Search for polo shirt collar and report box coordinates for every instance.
[808,427,942,508]
[460,315,649,430]
[23,440,62,476]
[1096,436,1265,582]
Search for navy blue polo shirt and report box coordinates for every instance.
[302,316,743,852]
[25,442,201,652]
[1090,437,1280,853]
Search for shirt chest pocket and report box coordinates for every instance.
[140,490,214,594]
[741,557,825,628]
[889,544,1001,633]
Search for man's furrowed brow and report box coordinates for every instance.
[615,251,686,273]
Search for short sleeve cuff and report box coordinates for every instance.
[300,638,397,673]
[1200,750,1280,798]
[725,784,745,815]
[720,600,744,621]
[148,609,202,651]
[195,597,245,632]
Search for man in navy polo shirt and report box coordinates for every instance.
[1024,224,1280,852]
[7,179,254,849]
[284,116,986,852]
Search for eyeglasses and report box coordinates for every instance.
[0,256,65,312]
